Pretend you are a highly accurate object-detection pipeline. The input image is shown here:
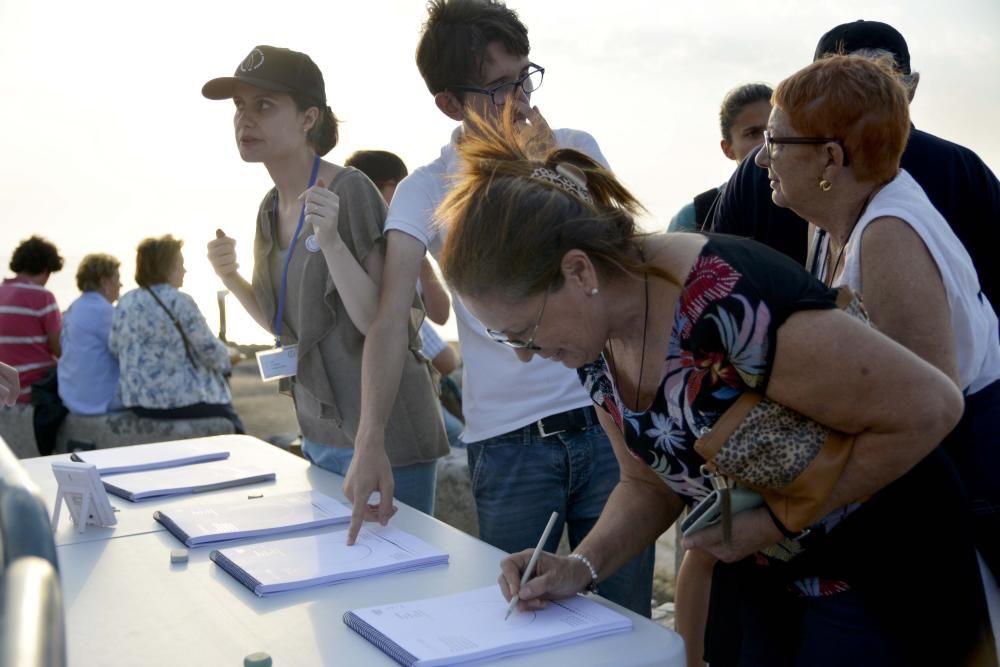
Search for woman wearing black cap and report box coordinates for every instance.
[203,45,448,519]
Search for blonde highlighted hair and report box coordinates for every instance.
[75,253,120,292]
[436,107,676,303]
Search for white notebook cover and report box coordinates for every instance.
[343,584,632,666]
[101,460,275,501]
[153,490,351,546]
[210,524,448,597]
[71,441,229,474]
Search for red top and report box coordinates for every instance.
[0,277,61,402]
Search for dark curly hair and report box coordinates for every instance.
[9,236,63,275]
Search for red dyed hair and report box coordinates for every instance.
[774,54,909,183]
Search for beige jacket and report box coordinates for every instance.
[252,167,448,466]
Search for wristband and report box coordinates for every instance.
[765,505,810,541]
[567,553,599,594]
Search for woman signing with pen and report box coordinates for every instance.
[203,45,448,517]
[433,102,994,665]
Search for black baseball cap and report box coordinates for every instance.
[202,45,326,105]
[814,20,911,75]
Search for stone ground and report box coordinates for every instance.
[229,362,678,630]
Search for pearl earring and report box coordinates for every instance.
[590,288,599,296]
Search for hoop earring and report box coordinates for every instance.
[819,179,832,192]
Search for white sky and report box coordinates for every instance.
[2,0,998,344]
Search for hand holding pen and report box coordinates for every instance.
[503,511,559,620]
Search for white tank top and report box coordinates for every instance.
[836,169,1000,395]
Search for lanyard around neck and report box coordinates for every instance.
[273,154,321,346]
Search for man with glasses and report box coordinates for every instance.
[344,0,654,617]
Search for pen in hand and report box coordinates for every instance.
[505,510,559,621]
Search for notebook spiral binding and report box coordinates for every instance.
[210,550,264,596]
[343,612,420,667]
[102,481,130,501]
[153,511,193,547]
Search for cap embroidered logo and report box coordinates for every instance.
[240,48,265,73]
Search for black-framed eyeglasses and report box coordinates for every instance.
[485,290,549,350]
[448,64,545,106]
[762,130,847,164]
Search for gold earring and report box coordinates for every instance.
[819,179,832,192]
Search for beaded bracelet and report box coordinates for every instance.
[567,553,599,593]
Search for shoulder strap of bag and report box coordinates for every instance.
[144,287,198,370]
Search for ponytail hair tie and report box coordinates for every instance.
[530,164,593,204]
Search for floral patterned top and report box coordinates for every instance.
[110,284,232,409]
[579,235,839,507]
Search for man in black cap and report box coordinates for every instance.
[711,20,1000,314]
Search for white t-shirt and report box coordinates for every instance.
[816,169,1000,395]
[386,126,609,442]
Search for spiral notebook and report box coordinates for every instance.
[210,524,448,597]
[101,460,275,502]
[70,441,229,474]
[153,490,351,547]
[343,584,632,666]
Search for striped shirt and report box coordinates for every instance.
[0,277,61,402]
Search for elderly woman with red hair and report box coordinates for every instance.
[756,54,1000,585]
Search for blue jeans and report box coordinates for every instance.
[301,439,438,515]
[467,423,655,617]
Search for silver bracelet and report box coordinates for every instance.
[568,553,599,593]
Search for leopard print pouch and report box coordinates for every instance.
[693,287,871,533]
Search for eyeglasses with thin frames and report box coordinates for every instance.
[485,290,549,350]
[448,64,545,106]
[762,130,847,164]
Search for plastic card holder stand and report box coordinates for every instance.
[51,461,118,533]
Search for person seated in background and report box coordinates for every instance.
[110,235,244,433]
[57,254,124,415]
[345,149,465,448]
[0,236,64,403]
[667,83,771,232]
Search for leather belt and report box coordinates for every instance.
[532,406,599,438]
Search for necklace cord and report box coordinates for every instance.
[605,269,650,412]
[826,184,883,287]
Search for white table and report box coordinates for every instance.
[26,435,685,666]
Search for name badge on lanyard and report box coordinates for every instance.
[257,344,299,381]
[256,154,321,382]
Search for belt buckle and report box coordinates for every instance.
[536,419,565,438]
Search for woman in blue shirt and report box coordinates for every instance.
[58,253,123,414]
